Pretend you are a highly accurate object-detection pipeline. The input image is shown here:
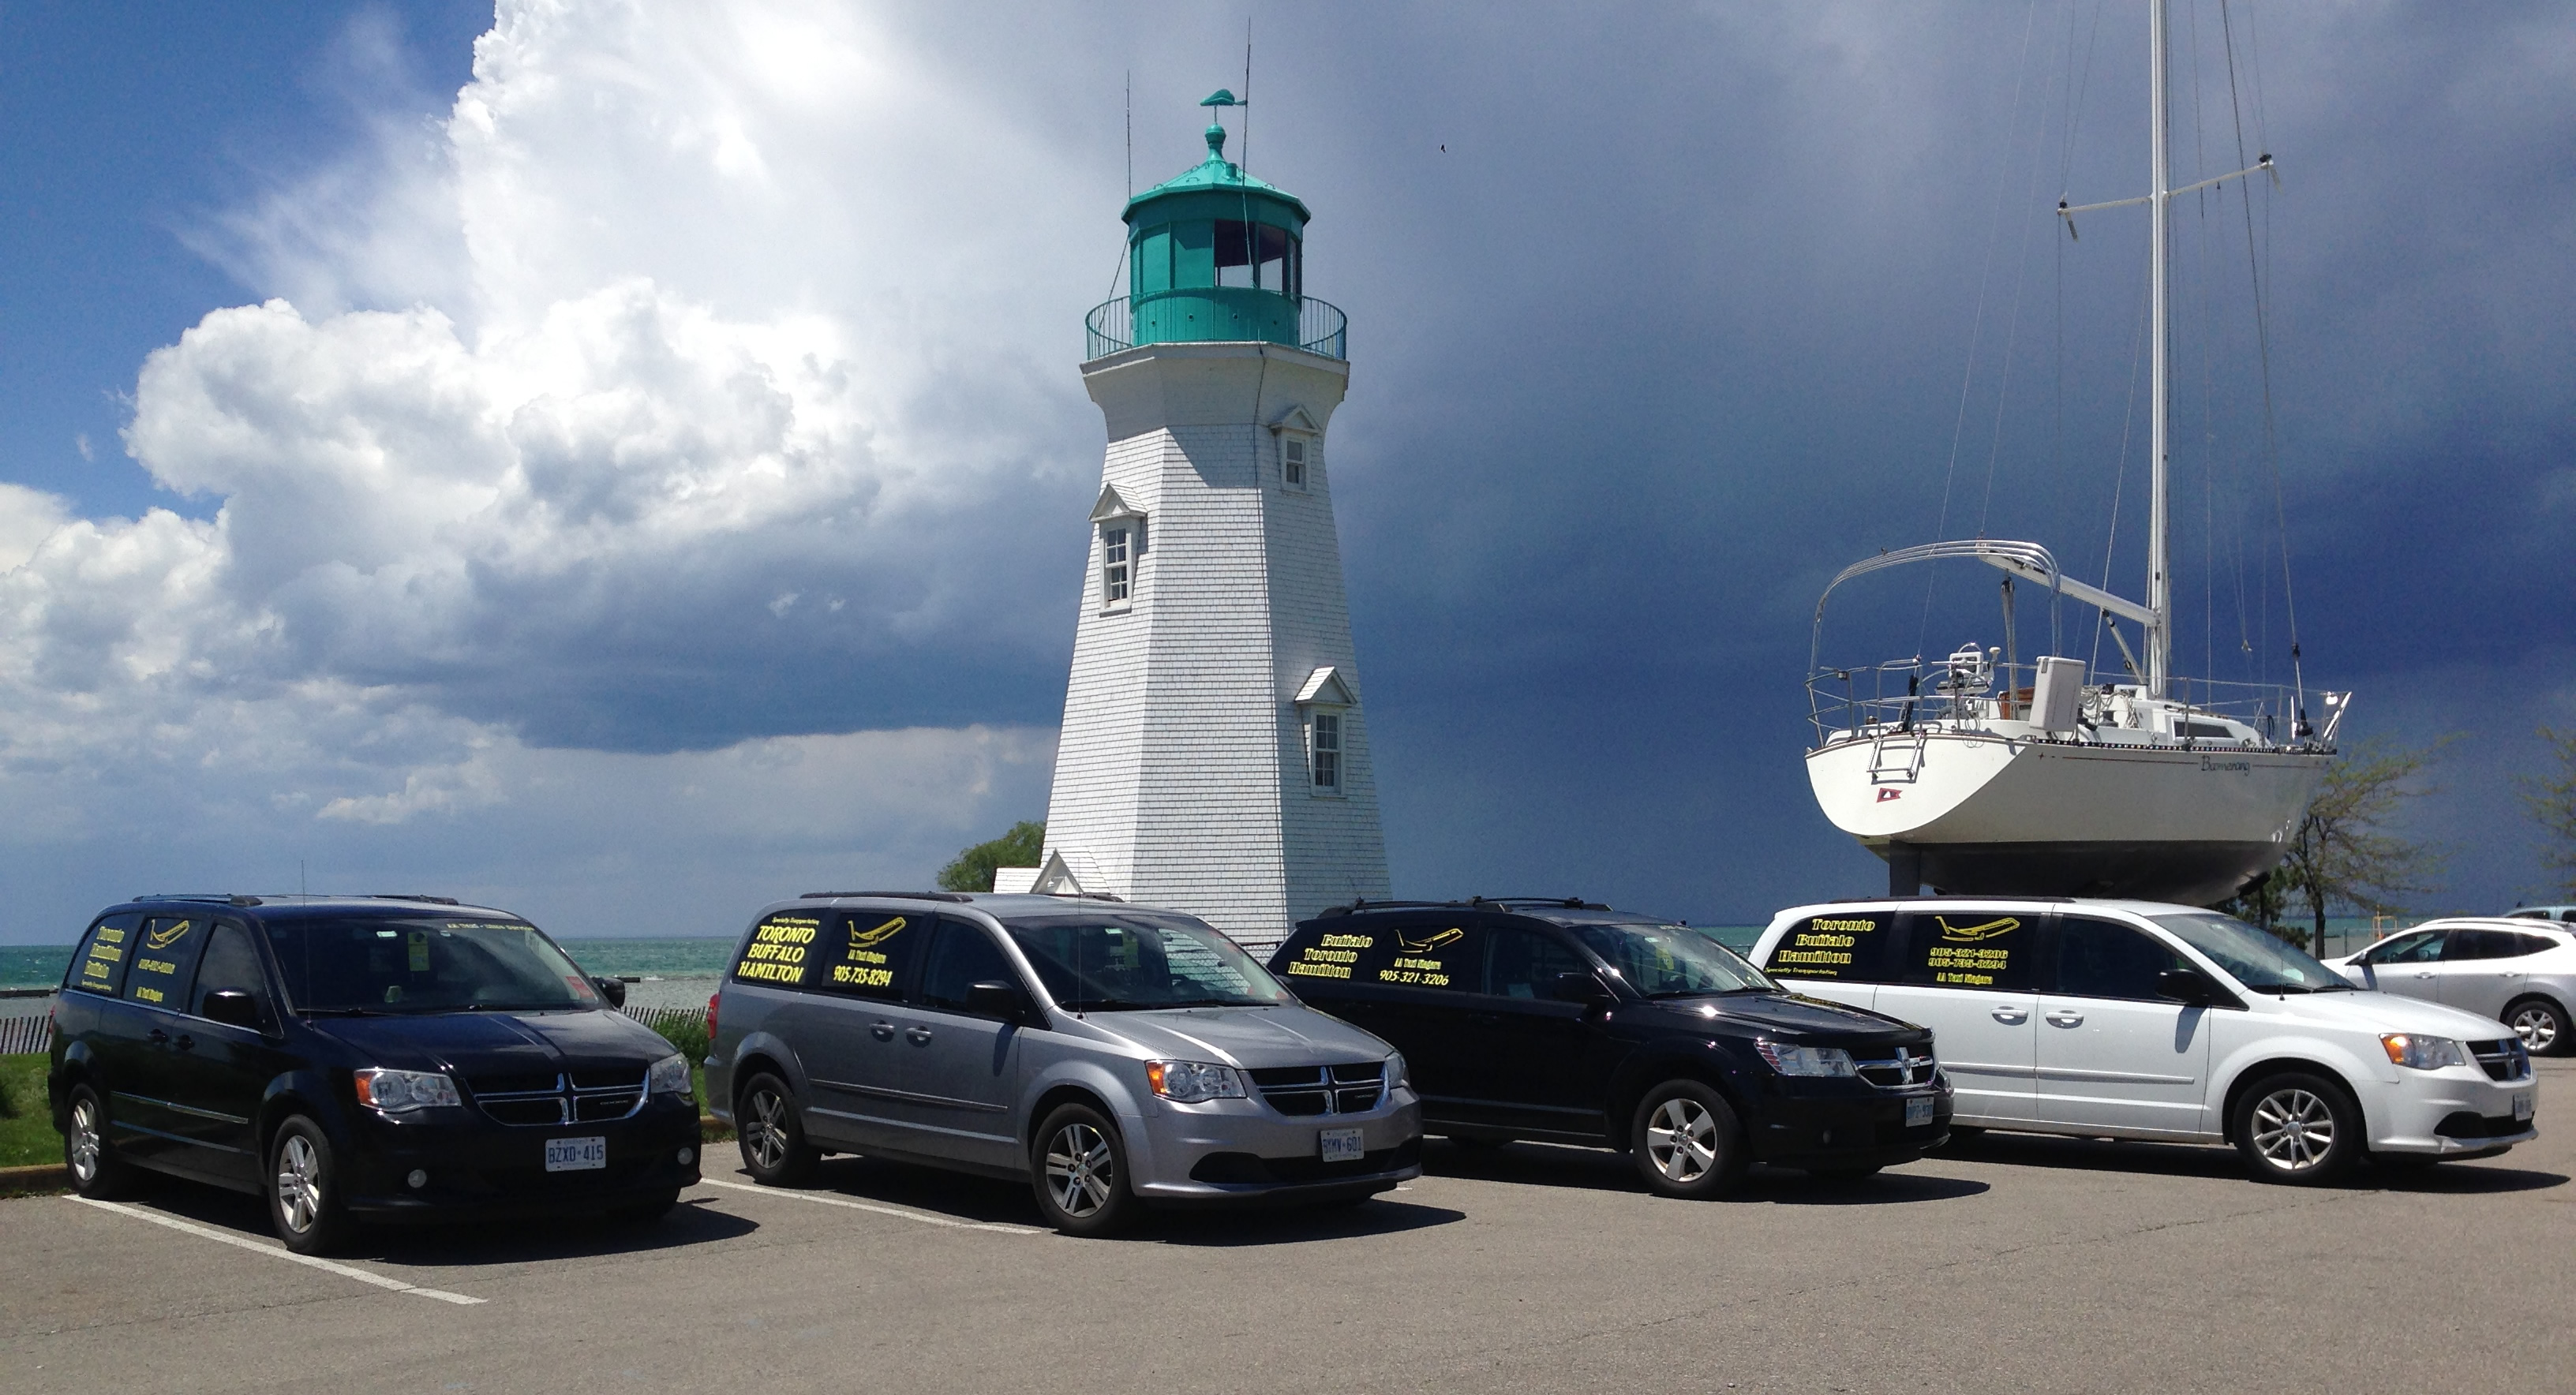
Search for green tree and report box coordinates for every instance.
[2271,737,2450,954]
[2519,725,2576,896]
[937,821,1046,893]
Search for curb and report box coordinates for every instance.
[701,1114,733,1142]
[0,1161,68,1195]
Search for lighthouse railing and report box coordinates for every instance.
[1084,296,1347,361]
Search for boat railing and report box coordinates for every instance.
[1806,657,2326,750]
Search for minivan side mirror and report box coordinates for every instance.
[1546,971,1615,1007]
[202,989,262,1030]
[2154,968,2227,1008]
[591,975,627,1008]
[966,980,1036,1026]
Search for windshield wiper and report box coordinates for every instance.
[298,1007,391,1017]
[1056,997,1155,1012]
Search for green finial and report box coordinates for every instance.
[1204,122,1228,163]
[1199,89,1239,107]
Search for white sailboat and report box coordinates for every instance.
[1804,0,2345,906]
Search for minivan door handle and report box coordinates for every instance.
[1990,1006,2029,1025]
[869,1022,896,1041]
[904,1027,933,1045]
[148,1028,171,1046]
[2043,1010,2084,1028]
[172,1034,196,1052]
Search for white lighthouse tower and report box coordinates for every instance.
[1030,97,1388,949]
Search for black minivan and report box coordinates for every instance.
[49,895,700,1252]
[1269,899,1952,1197]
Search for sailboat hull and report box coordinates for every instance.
[1807,732,2328,905]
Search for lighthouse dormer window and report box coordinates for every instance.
[1282,438,1307,489]
[1309,712,1341,791]
[1101,525,1133,606]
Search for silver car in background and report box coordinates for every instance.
[2335,918,2576,1055]
[706,892,1421,1235]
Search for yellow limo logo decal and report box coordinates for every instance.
[1394,926,1462,954]
[736,914,819,984]
[829,916,908,989]
[1935,916,2020,943]
[1286,932,1372,980]
[145,919,195,951]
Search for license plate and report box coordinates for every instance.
[2513,1092,2535,1123]
[545,1135,608,1172]
[1319,1127,1365,1163]
[1905,1096,1936,1128]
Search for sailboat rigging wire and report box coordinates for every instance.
[1974,30,2069,541]
[1920,0,2045,656]
[2091,265,2154,679]
[2218,0,2305,712]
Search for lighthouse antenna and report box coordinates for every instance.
[1241,17,1253,175]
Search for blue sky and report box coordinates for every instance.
[1,2,2569,944]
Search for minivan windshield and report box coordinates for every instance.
[1002,914,1294,1012]
[268,918,603,1014]
[2149,912,2353,994]
[1574,922,1776,997]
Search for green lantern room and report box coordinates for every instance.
[1086,92,1346,361]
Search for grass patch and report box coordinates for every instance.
[0,1053,61,1169]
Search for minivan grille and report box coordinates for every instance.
[1249,1062,1385,1116]
[2469,1039,2532,1083]
[470,1070,650,1128]
[1853,1049,1938,1090]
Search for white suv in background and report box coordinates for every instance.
[1750,899,2537,1184]
[2334,918,2576,1056]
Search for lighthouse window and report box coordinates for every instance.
[1101,525,1133,605]
[1215,220,1297,294]
[1309,712,1341,791]
[1282,437,1307,488]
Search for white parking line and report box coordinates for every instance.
[695,1178,1043,1235]
[68,1197,485,1304]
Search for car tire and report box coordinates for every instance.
[1629,1079,1747,1199]
[2231,1071,2364,1187]
[1030,1101,1136,1237]
[736,1073,820,1187]
[268,1116,356,1255]
[2503,997,2569,1057]
[63,1084,141,1200]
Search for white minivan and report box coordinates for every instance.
[1750,899,2537,1184]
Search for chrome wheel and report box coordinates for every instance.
[1645,1096,1719,1183]
[1043,1122,1115,1217]
[2509,1003,2561,1053]
[275,1134,324,1234]
[67,1097,103,1184]
[743,1090,788,1172]
[2248,1086,2335,1172]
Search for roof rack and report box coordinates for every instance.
[1314,899,1471,918]
[1039,891,1125,902]
[364,894,461,906]
[1471,896,1612,911]
[799,890,974,903]
[134,893,264,907]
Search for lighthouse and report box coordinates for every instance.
[1029,95,1389,949]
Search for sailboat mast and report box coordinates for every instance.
[2145,0,2172,698]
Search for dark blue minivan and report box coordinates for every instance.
[48,895,701,1253]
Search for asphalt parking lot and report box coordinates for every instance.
[6,1060,2572,1394]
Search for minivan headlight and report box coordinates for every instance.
[1146,1060,1247,1103]
[1384,1053,1410,1092]
[649,1053,691,1097]
[2380,1034,2465,1071]
[1755,1042,1859,1078]
[353,1067,461,1113]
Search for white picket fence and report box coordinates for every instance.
[0,1012,51,1056]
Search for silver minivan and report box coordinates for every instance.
[706,892,1422,1234]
